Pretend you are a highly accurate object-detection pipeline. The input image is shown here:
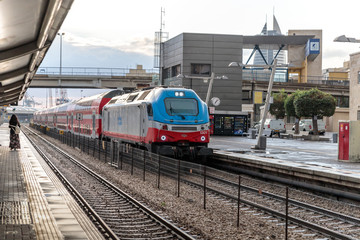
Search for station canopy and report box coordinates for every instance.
[0,0,74,106]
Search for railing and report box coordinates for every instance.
[243,69,349,87]
[37,67,159,77]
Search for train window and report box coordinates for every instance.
[108,98,118,104]
[138,91,150,100]
[127,93,139,102]
[164,98,198,116]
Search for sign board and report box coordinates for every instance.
[254,91,263,104]
[305,38,320,61]
[209,107,215,114]
[76,113,83,121]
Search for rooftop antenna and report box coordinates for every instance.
[159,7,165,85]
[153,8,168,85]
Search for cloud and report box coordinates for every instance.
[65,34,154,56]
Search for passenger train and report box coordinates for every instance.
[33,87,212,158]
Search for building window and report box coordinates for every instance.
[171,65,181,77]
[358,110,360,120]
[335,96,349,108]
[163,67,171,79]
[358,71,360,84]
[191,64,211,76]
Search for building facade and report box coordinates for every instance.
[349,52,360,121]
[162,33,243,112]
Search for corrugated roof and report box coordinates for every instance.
[0,0,74,106]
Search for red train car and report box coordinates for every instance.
[34,90,122,138]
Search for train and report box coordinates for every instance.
[33,87,212,158]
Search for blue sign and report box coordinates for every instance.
[118,117,122,125]
[306,39,320,61]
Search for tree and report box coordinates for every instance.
[294,88,336,135]
[269,89,287,120]
[284,90,301,134]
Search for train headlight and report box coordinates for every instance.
[201,136,206,141]
[161,135,167,141]
[175,91,185,97]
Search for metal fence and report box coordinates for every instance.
[33,124,296,238]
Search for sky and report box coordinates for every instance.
[23,0,360,108]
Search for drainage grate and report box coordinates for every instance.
[0,201,32,224]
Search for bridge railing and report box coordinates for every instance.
[243,69,349,87]
[37,67,159,77]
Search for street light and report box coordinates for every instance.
[176,72,228,105]
[57,32,65,75]
[334,35,360,43]
[229,59,278,150]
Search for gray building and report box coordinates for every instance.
[162,33,243,112]
[161,32,316,133]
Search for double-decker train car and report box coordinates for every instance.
[102,87,212,157]
[34,90,122,138]
[69,90,122,138]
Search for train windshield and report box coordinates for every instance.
[164,98,198,116]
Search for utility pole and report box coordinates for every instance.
[253,58,278,150]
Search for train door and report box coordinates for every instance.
[92,110,96,138]
[139,103,146,140]
[53,114,57,128]
[66,115,69,131]
[71,113,74,133]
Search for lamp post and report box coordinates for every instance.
[57,32,65,75]
[176,72,228,105]
[229,59,278,150]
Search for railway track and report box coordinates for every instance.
[180,171,360,240]
[23,126,196,240]
[25,125,360,239]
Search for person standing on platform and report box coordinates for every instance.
[9,114,21,150]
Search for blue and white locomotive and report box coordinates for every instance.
[102,86,212,158]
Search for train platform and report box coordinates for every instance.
[0,123,104,240]
[209,134,360,196]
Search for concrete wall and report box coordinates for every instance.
[162,33,243,111]
[349,52,360,121]
[288,30,322,82]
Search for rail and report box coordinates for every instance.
[25,126,196,240]
[30,124,360,239]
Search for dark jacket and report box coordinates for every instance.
[9,116,20,135]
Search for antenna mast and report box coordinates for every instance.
[154,7,168,86]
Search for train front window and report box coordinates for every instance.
[164,98,198,116]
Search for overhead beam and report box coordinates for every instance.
[0,80,25,92]
[0,67,28,81]
[0,96,19,105]
[0,41,40,63]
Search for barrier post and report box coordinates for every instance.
[143,150,146,181]
[203,164,207,210]
[157,155,161,189]
[131,148,134,175]
[285,187,289,240]
[177,159,181,197]
[237,176,241,227]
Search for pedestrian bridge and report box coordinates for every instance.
[31,67,157,90]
